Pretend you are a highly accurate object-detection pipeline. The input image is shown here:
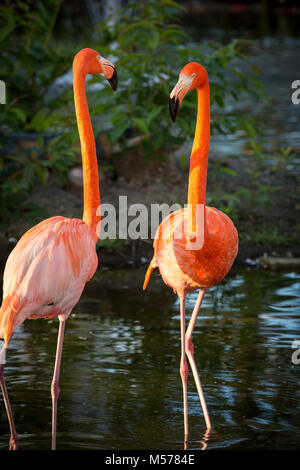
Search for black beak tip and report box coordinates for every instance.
[169,96,179,122]
[108,68,118,91]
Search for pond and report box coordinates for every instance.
[0,266,299,450]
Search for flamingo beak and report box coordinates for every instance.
[107,67,118,91]
[99,57,118,91]
[169,74,194,122]
[169,95,180,122]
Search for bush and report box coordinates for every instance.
[90,0,266,159]
[0,0,78,226]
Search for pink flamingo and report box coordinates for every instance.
[143,62,238,441]
[0,48,117,450]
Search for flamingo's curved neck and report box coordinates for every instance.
[187,80,210,235]
[73,62,100,237]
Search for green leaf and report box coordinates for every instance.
[132,117,149,135]
[161,0,187,12]
[221,167,238,177]
[243,121,257,139]
[180,154,187,170]
[11,108,27,123]
[148,30,160,49]
[0,17,16,43]
[19,164,35,190]
[214,94,224,108]
[110,121,130,142]
[35,163,49,185]
[147,106,163,124]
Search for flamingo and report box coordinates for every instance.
[143,62,238,441]
[0,48,117,450]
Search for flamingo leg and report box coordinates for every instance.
[185,288,211,431]
[0,363,18,450]
[179,295,189,442]
[51,318,66,450]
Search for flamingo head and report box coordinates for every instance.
[74,48,118,91]
[169,62,208,122]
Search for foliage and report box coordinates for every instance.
[240,224,294,247]
[273,146,298,171]
[0,0,78,225]
[90,0,266,159]
[0,0,74,134]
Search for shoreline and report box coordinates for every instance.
[1,150,298,274]
[1,235,299,274]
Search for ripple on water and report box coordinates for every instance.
[1,269,300,450]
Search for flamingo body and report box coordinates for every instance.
[145,206,238,297]
[0,216,98,346]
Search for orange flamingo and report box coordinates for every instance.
[0,48,117,450]
[143,62,238,441]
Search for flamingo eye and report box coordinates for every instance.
[47,302,54,306]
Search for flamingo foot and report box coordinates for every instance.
[9,434,18,451]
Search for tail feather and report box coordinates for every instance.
[0,294,21,347]
[143,260,156,290]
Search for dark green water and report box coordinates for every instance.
[0,267,299,450]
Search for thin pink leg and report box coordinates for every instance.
[51,318,66,450]
[0,363,18,450]
[185,289,211,430]
[179,295,189,442]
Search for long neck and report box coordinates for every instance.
[73,65,100,237]
[187,80,210,235]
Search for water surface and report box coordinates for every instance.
[0,267,299,450]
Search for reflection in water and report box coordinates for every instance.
[185,428,211,451]
[0,267,299,450]
[197,428,211,451]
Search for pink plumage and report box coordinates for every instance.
[0,217,98,346]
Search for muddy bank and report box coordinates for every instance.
[0,149,299,273]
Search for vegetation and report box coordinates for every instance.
[0,0,78,227]
[0,0,298,254]
[91,0,265,158]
